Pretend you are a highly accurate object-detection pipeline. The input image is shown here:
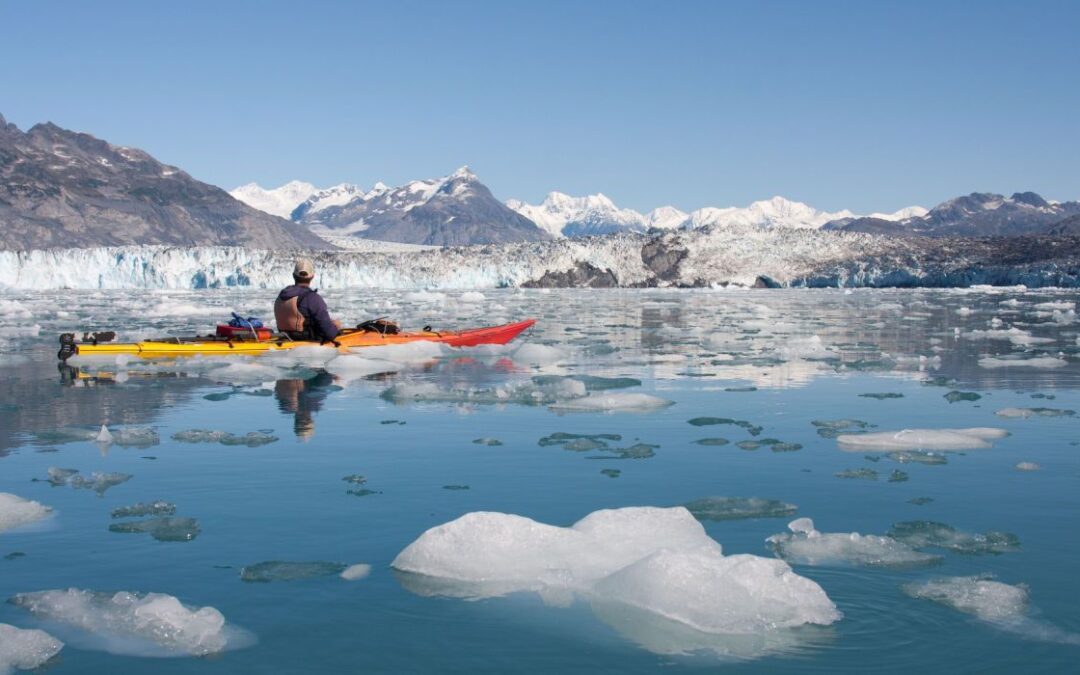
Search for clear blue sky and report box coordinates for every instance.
[1,0,1078,213]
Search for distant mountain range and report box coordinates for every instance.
[822,192,1080,237]
[0,114,326,250]
[3,112,1079,252]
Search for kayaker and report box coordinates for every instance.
[274,259,341,341]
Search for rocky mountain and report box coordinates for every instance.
[0,114,329,250]
[288,167,551,246]
[824,192,1080,237]
[1046,213,1080,236]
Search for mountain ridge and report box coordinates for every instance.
[0,114,329,251]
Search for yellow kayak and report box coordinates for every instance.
[59,320,536,361]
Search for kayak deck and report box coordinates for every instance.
[61,319,536,360]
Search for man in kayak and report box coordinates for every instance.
[274,259,341,342]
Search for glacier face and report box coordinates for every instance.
[1,226,1078,290]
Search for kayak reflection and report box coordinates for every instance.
[274,371,338,440]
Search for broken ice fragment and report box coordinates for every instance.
[687,418,763,435]
[239,561,347,582]
[835,468,878,480]
[693,438,730,446]
[0,623,63,673]
[887,521,1020,555]
[767,518,940,568]
[442,485,470,491]
[837,428,1008,451]
[8,588,249,656]
[340,564,371,581]
[0,493,52,534]
[110,501,176,519]
[600,469,621,478]
[171,429,278,447]
[1015,462,1041,471]
[472,438,503,446]
[859,393,904,400]
[342,474,367,485]
[944,391,982,403]
[109,517,200,542]
[994,407,1075,419]
[887,470,910,483]
[683,497,797,522]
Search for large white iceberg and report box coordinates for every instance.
[391,506,840,656]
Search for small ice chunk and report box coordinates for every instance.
[0,493,52,534]
[459,291,485,303]
[994,407,1075,419]
[340,564,372,581]
[767,518,940,568]
[9,589,250,657]
[688,418,763,435]
[94,425,113,444]
[1015,462,1041,471]
[902,576,1027,621]
[835,468,877,480]
[550,393,674,413]
[0,623,63,674]
[978,356,1067,369]
[812,419,874,439]
[837,428,1008,451]
[239,561,347,582]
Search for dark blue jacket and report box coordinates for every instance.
[277,285,340,340]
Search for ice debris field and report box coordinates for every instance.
[1,286,1080,672]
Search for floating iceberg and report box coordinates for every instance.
[0,623,63,675]
[240,561,347,582]
[766,518,940,568]
[8,589,252,657]
[903,576,1080,645]
[836,428,1008,451]
[392,506,840,650]
[994,407,1075,419]
[0,494,52,534]
[978,356,1067,369]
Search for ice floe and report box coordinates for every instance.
[171,429,278,447]
[767,518,940,567]
[39,469,132,495]
[978,356,1067,369]
[994,407,1075,419]
[887,521,1020,555]
[392,507,840,649]
[0,494,52,534]
[240,561,347,582]
[836,428,1009,452]
[548,392,674,413]
[0,623,63,675]
[683,497,797,521]
[8,589,252,657]
[109,517,200,542]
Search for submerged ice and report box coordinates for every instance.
[836,428,1009,451]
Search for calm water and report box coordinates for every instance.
[1,287,1079,673]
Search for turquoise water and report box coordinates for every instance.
[1,288,1079,672]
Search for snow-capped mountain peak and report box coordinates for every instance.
[229,180,318,219]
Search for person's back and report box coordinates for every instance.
[274,259,340,341]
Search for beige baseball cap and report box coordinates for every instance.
[293,258,315,279]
